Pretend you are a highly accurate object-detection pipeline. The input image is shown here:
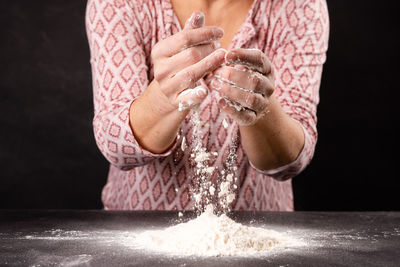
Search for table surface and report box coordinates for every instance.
[0,210,399,267]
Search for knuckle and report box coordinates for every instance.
[153,65,167,81]
[252,96,261,108]
[241,111,254,125]
[153,66,162,80]
[259,98,268,111]
[246,94,256,107]
[207,43,217,54]
[185,70,196,83]
[265,82,275,96]
[223,68,232,80]
[179,32,190,46]
[267,86,274,96]
[251,75,260,90]
[187,48,202,62]
[202,29,214,41]
[255,95,265,110]
[257,50,264,59]
[245,113,254,122]
[262,57,271,74]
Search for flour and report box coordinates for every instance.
[189,109,216,211]
[222,118,229,129]
[194,150,211,162]
[134,205,294,257]
[162,70,289,257]
[181,136,186,151]
[209,185,215,195]
[177,86,207,111]
[218,181,230,198]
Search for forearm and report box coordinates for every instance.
[129,80,188,154]
[239,95,305,172]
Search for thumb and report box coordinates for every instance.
[184,11,205,30]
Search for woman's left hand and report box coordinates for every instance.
[207,48,275,126]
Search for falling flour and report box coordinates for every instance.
[134,205,295,257]
[142,80,294,257]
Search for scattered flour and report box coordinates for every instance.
[166,79,291,258]
[222,118,229,129]
[181,136,186,151]
[134,205,295,257]
[209,185,215,195]
[177,86,207,111]
[218,181,230,198]
[189,109,216,210]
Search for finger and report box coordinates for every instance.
[154,27,224,57]
[210,78,268,113]
[169,49,226,94]
[164,42,221,78]
[213,65,273,96]
[225,48,272,75]
[176,86,208,111]
[184,11,205,29]
[218,98,257,126]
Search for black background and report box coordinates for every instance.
[0,1,398,210]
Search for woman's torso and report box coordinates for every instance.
[101,0,295,211]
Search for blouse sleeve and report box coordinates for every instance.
[85,0,176,170]
[252,0,330,180]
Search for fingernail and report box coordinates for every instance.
[211,78,222,90]
[194,13,205,27]
[199,90,207,97]
[218,98,228,109]
[194,86,207,97]
[214,27,224,38]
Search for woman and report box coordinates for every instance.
[85,0,329,211]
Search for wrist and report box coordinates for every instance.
[129,80,188,153]
[239,95,278,131]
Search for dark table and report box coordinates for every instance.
[0,210,399,266]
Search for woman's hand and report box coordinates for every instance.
[129,12,226,154]
[151,12,226,112]
[208,48,275,126]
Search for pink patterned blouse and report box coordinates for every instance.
[85,0,329,211]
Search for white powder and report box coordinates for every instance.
[189,109,216,210]
[209,185,215,195]
[178,100,195,111]
[226,193,235,204]
[222,118,229,129]
[135,205,295,257]
[205,166,215,174]
[181,136,186,151]
[194,151,211,162]
[177,86,207,111]
[218,181,230,198]
[162,82,291,257]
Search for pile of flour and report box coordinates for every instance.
[134,205,293,257]
[132,99,297,257]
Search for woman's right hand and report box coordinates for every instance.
[150,11,226,112]
[129,12,226,153]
